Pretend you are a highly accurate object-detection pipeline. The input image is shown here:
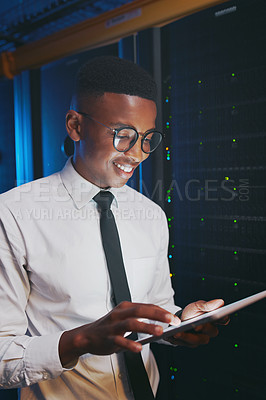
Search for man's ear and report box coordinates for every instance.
[66,110,81,142]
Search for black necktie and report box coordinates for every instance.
[93,191,155,400]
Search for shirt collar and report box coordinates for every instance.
[60,158,122,210]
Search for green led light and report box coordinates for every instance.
[169,224,172,228]
[225,177,229,180]
[168,218,171,221]
[171,245,175,248]
[234,282,238,286]
[234,187,237,191]
[233,138,236,142]
[169,115,172,119]
[234,251,238,255]
[232,73,235,77]
[235,389,239,393]
[199,110,203,114]
[202,277,205,281]
[234,344,238,348]
[170,366,173,370]
[232,105,236,109]
[199,141,203,145]
[174,368,177,372]
[234,219,237,223]
[201,218,204,221]
[167,189,170,193]
[168,86,172,90]
[198,80,202,84]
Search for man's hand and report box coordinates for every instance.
[166,299,229,348]
[59,301,180,367]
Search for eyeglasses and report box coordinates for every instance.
[77,111,164,154]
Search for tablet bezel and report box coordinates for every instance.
[136,290,266,346]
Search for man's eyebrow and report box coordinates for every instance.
[109,121,135,128]
[108,122,157,137]
[112,123,140,132]
[109,122,156,130]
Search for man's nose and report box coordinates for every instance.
[124,137,145,162]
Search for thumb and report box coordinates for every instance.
[181,299,225,321]
[196,299,224,312]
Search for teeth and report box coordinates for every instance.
[114,163,133,173]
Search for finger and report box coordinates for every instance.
[170,332,211,347]
[195,299,224,313]
[114,302,180,326]
[181,299,225,321]
[114,319,164,337]
[214,316,230,326]
[113,335,142,353]
[193,323,219,338]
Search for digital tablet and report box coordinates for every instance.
[136,290,266,346]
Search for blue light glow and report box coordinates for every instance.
[13,71,34,186]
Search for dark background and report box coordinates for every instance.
[0,0,265,399]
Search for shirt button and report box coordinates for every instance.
[43,372,49,380]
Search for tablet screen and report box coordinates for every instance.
[136,290,266,346]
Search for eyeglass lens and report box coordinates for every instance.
[113,128,162,154]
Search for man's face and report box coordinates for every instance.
[71,93,157,188]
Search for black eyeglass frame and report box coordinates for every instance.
[76,111,165,154]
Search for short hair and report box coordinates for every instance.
[73,56,157,103]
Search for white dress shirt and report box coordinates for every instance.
[0,158,179,399]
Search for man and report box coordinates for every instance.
[0,56,224,399]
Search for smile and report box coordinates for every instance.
[114,162,133,173]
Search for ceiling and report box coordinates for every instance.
[0,0,133,53]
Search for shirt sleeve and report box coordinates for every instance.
[0,203,70,389]
[147,208,181,319]
[144,208,181,346]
